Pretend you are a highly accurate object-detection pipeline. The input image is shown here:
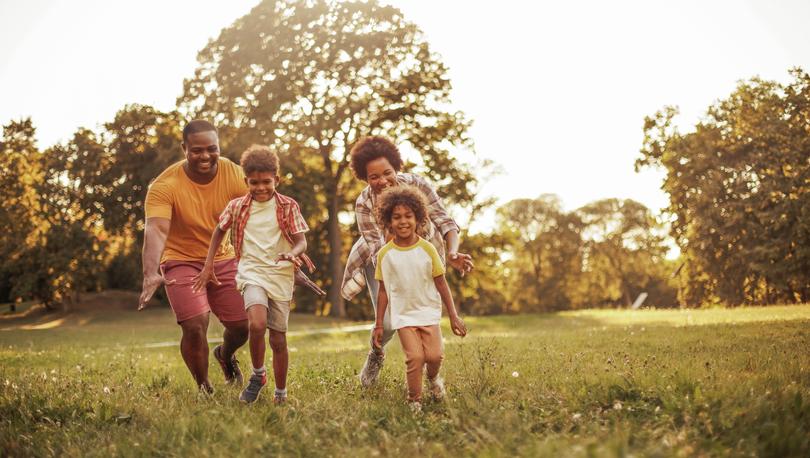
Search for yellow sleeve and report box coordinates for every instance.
[421,239,445,277]
[374,243,392,281]
[144,179,173,220]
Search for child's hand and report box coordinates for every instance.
[450,315,467,337]
[192,264,219,292]
[276,252,303,268]
[372,326,384,349]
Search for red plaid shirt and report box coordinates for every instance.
[218,192,315,272]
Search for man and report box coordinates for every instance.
[138,120,249,393]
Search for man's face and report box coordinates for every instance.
[183,130,220,175]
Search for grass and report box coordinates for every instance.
[1,295,809,457]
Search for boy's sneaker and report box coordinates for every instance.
[239,373,267,403]
[359,350,384,387]
[428,375,445,401]
[213,345,243,386]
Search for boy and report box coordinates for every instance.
[194,145,314,404]
[371,185,467,411]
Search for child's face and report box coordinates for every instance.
[390,204,418,242]
[366,157,398,195]
[245,171,278,202]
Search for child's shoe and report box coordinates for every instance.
[239,373,267,403]
[428,375,445,401]
[408,400,422,413]
[273,388,287,405]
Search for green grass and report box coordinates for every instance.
[1,301,809,457]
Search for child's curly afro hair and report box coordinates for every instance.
[375,185,429,233]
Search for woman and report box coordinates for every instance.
[341,136,473,387]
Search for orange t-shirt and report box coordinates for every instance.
[145,158,248,263]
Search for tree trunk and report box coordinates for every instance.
[326,189,346,318]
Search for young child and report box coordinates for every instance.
[371,185,467,411]
[194,144,314,404]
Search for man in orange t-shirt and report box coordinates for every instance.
[138,119,249,393]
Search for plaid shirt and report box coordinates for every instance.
[341,173,459,300]
[218,192,315,272]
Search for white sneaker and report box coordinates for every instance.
[408,400,422,413]
[428,375,445,401]
[359,350,385,387]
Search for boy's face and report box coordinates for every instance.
[245,171,278,202]
[390,204,418,242]
[366,157,398,195]
[182,131,220,176]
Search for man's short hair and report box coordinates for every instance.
[182,119,218,143]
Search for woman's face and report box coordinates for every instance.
[365,157,398,195]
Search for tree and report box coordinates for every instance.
[178,0,477,316]
[497,195,585,311]
[576,198,675,308]
[0,119,43,306]
[638,69,810,305]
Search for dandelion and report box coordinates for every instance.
[512,371,519,378]
[613,401,623,410]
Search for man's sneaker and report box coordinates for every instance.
[359,350,385,387]
[198,381,215,396]
[428,375,446,401]
[213,345,244,386]
[239,373,267,403]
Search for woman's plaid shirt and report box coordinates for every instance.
[218,192,315,272]
[340,173,459,300]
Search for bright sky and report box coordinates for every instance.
[2,0,809,234]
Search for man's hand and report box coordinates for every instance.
[294,269,326,296]
[192,263,219,292]
[372,326,384,349]
[450,315,467,337]
[276,252,303,268]
[138,271,176,311]
[448,252,474,277]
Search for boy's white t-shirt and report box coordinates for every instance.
[235,198,295,301]
[375,238,446,329]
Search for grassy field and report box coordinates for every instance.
[1,293,809,457]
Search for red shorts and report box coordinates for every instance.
[161,259,247,324]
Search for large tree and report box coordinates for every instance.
[638,69,810,305]
[179,0,476,316]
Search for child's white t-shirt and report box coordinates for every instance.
[375,238,446,329]
[235,198,294,301]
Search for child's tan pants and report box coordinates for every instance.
[397,325,444,401]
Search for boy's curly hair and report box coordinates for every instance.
[350,136,403,181]
[240,144,280,175]
[375,185,429,234]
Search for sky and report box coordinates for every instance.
[2,0,809,234]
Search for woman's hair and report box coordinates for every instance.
[349,136,403,181]
[240,144,280,175]
[375,185,429,233]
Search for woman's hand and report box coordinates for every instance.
[448,252,474,276]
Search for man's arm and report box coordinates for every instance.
[138,217,174,310]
